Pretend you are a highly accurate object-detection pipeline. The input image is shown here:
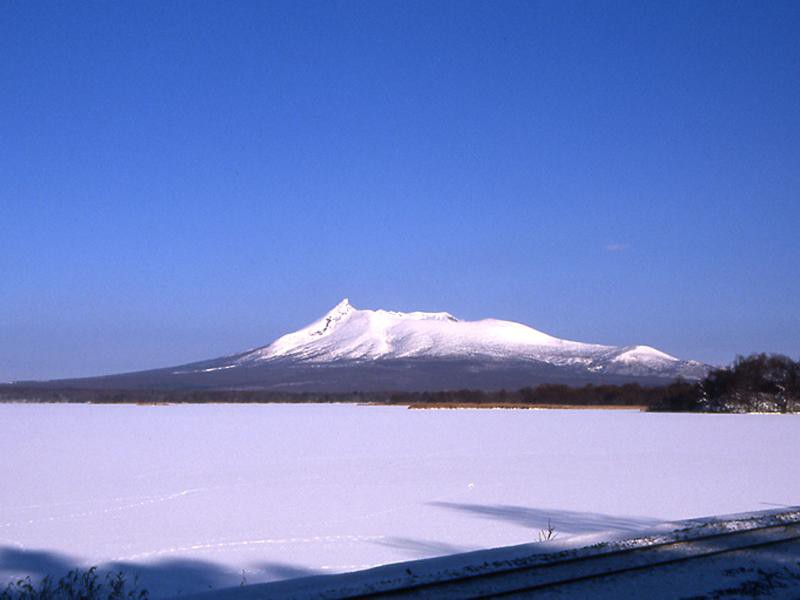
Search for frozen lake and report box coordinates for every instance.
[1,404,798,597]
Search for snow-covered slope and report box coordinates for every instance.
[29,299,707,390]
[228,299,705,379]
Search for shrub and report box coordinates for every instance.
[700,354,800,413]
[1,568,148,600]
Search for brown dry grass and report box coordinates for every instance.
[405,402,648,410]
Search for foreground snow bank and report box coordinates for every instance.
[178,506,800,600]
[1,404,798,597]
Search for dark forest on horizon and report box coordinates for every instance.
[2,354,797,413]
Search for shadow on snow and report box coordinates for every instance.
[0,546,318,598]
[373,536,473,558]
[428,502,662,534]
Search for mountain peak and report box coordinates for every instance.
[226,300,707,383]
[326,298,355,318]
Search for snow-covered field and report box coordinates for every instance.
[1,404,798,598]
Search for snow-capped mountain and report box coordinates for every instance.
[231,298,696,376]
[31,299,708,392]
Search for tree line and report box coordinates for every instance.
[388,354,800,413]
[697,353,800,413]
[2,354,797,412]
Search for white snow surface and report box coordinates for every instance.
[184,507,800,600]
[231,299,695,375]
[1,404,798,598]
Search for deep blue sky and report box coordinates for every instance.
[2,1,799,380]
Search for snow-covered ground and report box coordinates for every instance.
[1,404,798,598]
[185,507,800,600]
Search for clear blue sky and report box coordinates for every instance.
[2,1,798,380]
